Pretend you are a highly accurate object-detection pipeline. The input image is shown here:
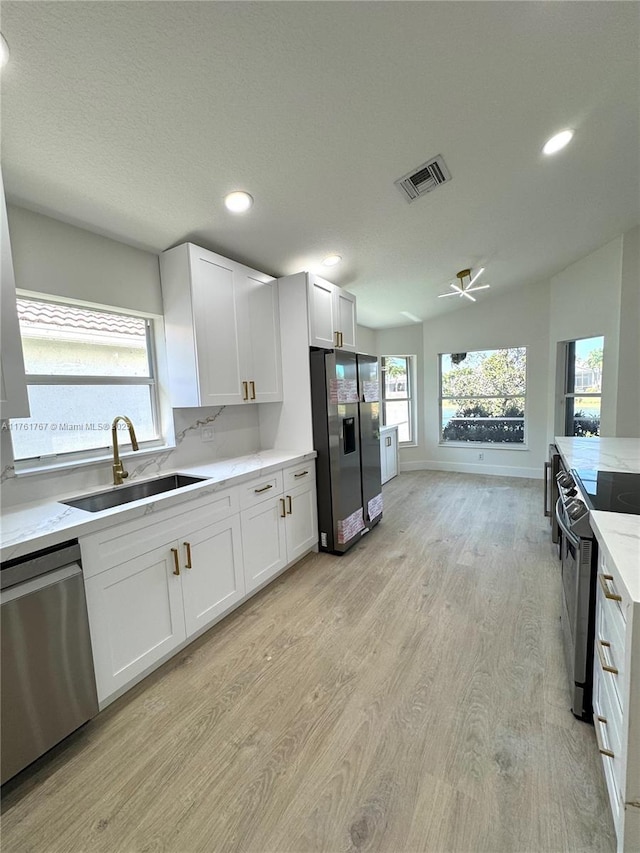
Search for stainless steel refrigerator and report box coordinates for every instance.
[310,349,382,555]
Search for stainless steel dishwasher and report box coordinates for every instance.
[1,540,98,784]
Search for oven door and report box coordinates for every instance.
[555,499,595,719]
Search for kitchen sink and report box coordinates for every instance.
[60,474,207,513]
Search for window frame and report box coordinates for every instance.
[10,294,167,467]
[381,354,416,446]
[438,346,528,448]
[562,336,603,437]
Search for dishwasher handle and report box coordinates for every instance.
[0,564,82,605]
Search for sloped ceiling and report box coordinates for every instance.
[1,1,639,328]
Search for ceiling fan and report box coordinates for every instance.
[438,268,490,302]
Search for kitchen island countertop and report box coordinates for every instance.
[555,436,640,473]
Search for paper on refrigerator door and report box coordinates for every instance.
[337,507,365,544]
[368,493,383,520]
[362,381,379,403]
[329,378,359,404]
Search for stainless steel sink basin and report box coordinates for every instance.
[60,474,207,513]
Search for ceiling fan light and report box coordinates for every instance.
[468,267,485,287]
[543,129,574,155]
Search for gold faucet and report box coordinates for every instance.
[112,415,139,485]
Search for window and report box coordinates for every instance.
[381,355,414,443]
[563,336,603,437]
[9,297,161,462]
[440,347,526,444]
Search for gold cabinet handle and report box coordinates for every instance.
[596,639,618,675]
[242,381,249,401]
[171,547,180,576]
[250,380,256,400]
[286,495,292,514]
[184,541,192,569]
[339,331,344,348]
[599,573,622,602]
[334,331,340,348]
[386,436,392,446]
[594,715,614,758]
[254,484,273,493]
[294,470,308,478]
[280,498,286,518]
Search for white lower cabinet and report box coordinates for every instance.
[180,515,245,636]
[80,461,318,707]
[84,541,187,701]
[380,425,399,484]
[241,464,318,594]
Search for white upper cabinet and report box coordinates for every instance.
[160,243,282,407]
[0,173,29,420]
[307,273,357,352]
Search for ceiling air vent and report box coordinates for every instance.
[394,155,451,203]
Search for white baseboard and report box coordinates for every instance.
[399,460,542,479]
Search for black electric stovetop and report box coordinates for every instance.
[573,469,640,515]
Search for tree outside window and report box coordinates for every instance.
[440,347,526,444]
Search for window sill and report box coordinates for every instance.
[13,442,177,478]
[438,442,530,451]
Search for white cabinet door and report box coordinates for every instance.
[307,274,357,352]
[242,272,282,403]
[161,244,282,407]
[241,496,287,593]
[284,482,318,563]
[334,287,357,352]
[84,543,187,702]
[181,514,245,636]
[191,253,246,406]
[0,173,29,419]
[380,428,398,484]
[308,275,337,348]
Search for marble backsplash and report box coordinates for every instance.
[0,405,261,508]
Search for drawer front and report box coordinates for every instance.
[81,488,239,576]
[599,551,625,627]
[238,471,283,509]
[283,462,316,492]
[593,665,623,832]
[596,582,626,713]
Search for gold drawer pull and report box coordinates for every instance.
[386,436,392,447]
[184,541,192,569]
[294,470,309,478]
[254,484,273,494]
[594,715,615,758]
[286,495,292,514]
[280,498,286,518]
[334,331,340,348]
[242,381,249,401]
[599,573,622,602]
[171,547,180,576]
[596,640,618,675]
[250,380,256,400]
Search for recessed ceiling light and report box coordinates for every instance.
[542,130,574,156]
[322,254,342,267]
[0,34,9,68]
[224,191,253,213]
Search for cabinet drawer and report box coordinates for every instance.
[593,665,624,830]
[238,471,283,509]
[596,582,626,713]
[599,551,625,626]
[283,462,316,492]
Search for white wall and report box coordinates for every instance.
[547,236,623,438]
[357,325,376,355]
[616,226,640,437]
[416,280,551,478]
[7,205,163,315]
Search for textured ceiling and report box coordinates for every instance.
[1,2,639,328]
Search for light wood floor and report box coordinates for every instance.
[1,472,616,853]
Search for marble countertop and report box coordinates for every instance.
[555,436,640,602]
[0,449,316,563]
[590,511,640,604]
[554,436,640,473]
